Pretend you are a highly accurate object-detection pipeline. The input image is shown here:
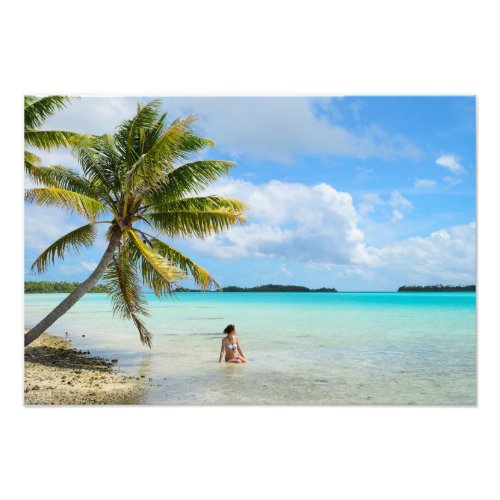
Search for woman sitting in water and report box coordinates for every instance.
[219,324,248,364]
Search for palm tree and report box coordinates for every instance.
[25,96,82,179]
[24,100,246,347]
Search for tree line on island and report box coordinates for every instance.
[25,281,109,293]
[25,281,338,293]
[187,284,338,292]
[397,285,475,292]
[25,281,476,294]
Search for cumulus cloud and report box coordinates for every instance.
[414,178,437,189]
[369,222,476,284]
[436,154,465,175]
[188,179,374,265]
[184,178,475,285]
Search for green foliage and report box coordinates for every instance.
[31,224,97,274]
[24,96,84,180]
[222,284,338,292]
[398,284,476,292]
[25,281,108,293]
[25,96,75,129]
[103,249,152,347]
[25,100,247,346]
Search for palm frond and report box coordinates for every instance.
[71,135,120,204]
[25,187,106,221]
[144,197,246,238]
[123,115,201,191]
[24,130,83,151]
[160,195,247,212]
[128,230,187,281]
[25,150,41,167]
[103,250,152,347]
[24,96,76,129]
[115,100,164,166]
[145,210,243,239]
[24,151,43,178]
[25,165,98,196]
[140,232,220,290]
[143,160,236,205]
[31,224,97,273]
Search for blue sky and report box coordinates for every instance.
[24,96,476,291]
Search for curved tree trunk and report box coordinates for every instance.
[24,229,122,347]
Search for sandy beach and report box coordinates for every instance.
[24,332,144,405]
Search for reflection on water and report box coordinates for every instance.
[24,292,476,405]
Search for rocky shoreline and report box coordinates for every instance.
[24,332,144,405]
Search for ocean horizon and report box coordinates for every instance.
[24,291,476,405]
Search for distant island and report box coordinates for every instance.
[398,285,475,292]
[25,281,108,294]
[221,284,337,292]
[25,281,337,294]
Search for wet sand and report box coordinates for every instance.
[24,332,144,405]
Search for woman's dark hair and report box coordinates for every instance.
[223,324,235,335]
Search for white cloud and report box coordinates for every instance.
[436,154,465,175]
[369,222,476,284]
[189,179,374,265]
[414,178,437,189]
[148,97,422,163]
[358,192,384,215]
[389,190,412,222]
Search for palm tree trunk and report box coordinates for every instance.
[24,229,122,347]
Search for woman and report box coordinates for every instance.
[219,324,248,364]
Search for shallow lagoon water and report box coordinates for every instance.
[24,292,476,405]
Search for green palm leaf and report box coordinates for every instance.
[31,223,97,273]
[144,197,246,238]
[25,150,41,168]
[143,160,236,206]
[145,234,220,290]
[123,116,204,191]
[25,165,98,197]
[24,130,82,151]
[161,195,247,212]
[24,96,76,129]
[25,187,106,221]
[145,209,243,238]
[25,151,43,179]
[103,250,152,347]
[128,230,187,283]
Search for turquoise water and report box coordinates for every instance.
[24,292,476,405]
